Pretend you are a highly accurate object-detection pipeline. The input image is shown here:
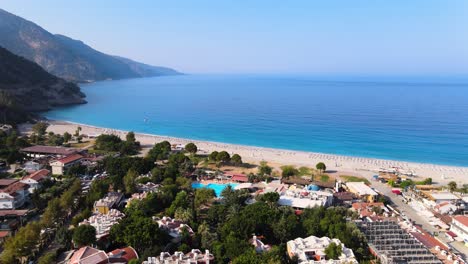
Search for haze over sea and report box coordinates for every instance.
[44,75,468,167]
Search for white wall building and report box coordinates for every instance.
[278,189,333,209]
[79,209,125,240]
[287,235,358,264]
[50,154,83,175]
[345,182,378,202]
[450,215,468,247]
[142,249,214,264]
[0,181,29,209]
[20,169,50,193]
[154,216,194,242]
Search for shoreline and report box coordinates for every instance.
[19,119,468,186]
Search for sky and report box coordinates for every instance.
[1,0,467,75]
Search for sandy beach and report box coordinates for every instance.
[19,120,468,186]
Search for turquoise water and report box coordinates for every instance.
[192,182,239,197]
[44,74,468,166]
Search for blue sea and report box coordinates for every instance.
[44,74,468,167]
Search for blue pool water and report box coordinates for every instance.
[44,74,468,166]
[192,182,239,197]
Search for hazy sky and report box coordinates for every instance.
[1,0,467,75]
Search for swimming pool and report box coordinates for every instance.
[192,182,239,197]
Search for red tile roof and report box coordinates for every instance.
[232,174,249,182]
[352,202,384,210]
[0,182,29,196]
[22,169,50,182]
[410,231,448,251]
[0,231,10,238]
[108,246,139,262]
[453,215,468,227]
[0,210,29,217]
[56,154,83,165]
[69,246,108,264]
[0,179,18,187]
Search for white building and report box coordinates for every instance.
[345,182,378,202]
[20,169,50,193]
[142,249,214,264]
[429,192,461,204]
[450,215,468,247]
[0,181,29,209]
[278,189,333,209]
[287,236,358,264]
[50,154,83,175]
[79,209,125,240]
[154,216,194,242]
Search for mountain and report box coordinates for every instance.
[0,8,180,82]
[0,46,86,123]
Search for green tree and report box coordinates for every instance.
[316,162,326,173]
[448,181,457,192]
[63,132,72,142]
[74,126,82,137]
[126,131,136,143]
[195,188,216,208]
[174,207,194,223]
[231,154,242,166]
[147,141,171,160]
[41,198,65,228]
[167,191,190,216]
[257,192,280,207]
[73,225,97,247]
[209,151,219,161]
[110,213,168,253]
[55,226,72,249]
[258,161,273,176]
[217,151,231,163]
[38,252,57,264]
[124,168,138,194]
[1,221,41,263]
[281,165,298,178]
[185,142,198,154]
[198,221,218,249]
[32,122,48,137]
[325,242,342,260]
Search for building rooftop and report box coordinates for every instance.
[345,182,378,196]
[69,246,108,264]
[79,209,125,239]
[54,154,84,165]
[0,181,29,196]
[429,192,460,201]
[231,174,249,182]
[22,169,50,182]
[287,235,357,264]
[155,216,194,238]
[142,249,214,264]
[453,215,468,228]
[108,246,139,263]
[0,179,18,188]
[94,192,124,209]
[0,210,29,217]
[21,145,78,156]
[358,221,442,264]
